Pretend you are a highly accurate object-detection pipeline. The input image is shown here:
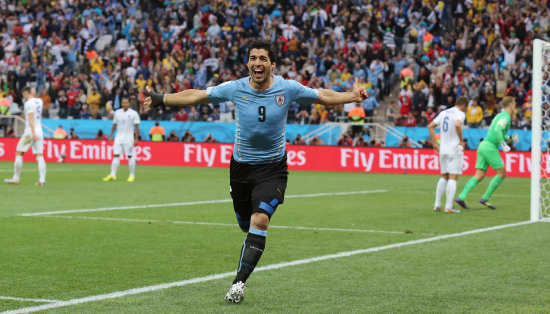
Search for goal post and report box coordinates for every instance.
[532,39,546,221]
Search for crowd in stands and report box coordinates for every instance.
[390,0,543,131]
[0,0,547,146]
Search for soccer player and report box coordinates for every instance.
[143,40,368,303]
[4,86,46,186]
[428,96,468,213]
[102,97,140,182]
[455,96,518,210]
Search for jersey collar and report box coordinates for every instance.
[248,75,275,93]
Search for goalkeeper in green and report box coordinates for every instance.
[455,96,518,210]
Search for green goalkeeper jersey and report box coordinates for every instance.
[482,111,511,147]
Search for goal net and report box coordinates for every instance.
[532,39,550,221]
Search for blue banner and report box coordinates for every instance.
[42,119,342,145]
[42,119,532,151]
[386,127,531,152]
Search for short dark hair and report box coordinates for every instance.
[21,86,32,94]
[248,40,277,64]
[455,96,469,107]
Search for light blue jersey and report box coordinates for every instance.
[207,75,319,164]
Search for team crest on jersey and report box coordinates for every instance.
[275,94,285,106]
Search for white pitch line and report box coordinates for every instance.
[0,296,60,303]
[45,215,431,235]
[17,190,387,217]
[399,190,529,199]
[2,220,538,314]
[0,168,103,173]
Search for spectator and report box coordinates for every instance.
[466,99,484,128]
[403,112,417,127]
[79,104,91,120]
[68,128,79,139]
[149,122,165,141]
[204,133,218,143]
[95,129,107,140]
[208,108,220,122]
[309,136,325,146]
[369,139,384,147]
[399,136,412,148]
[218,100,234,123]
[175,108,188,122]
[181,130,195,142]
[295,106,310,125]
[317,105,329,124]
[292,134,306,145]
[0,0,539,133]
[348,103,366,138]
[40,89,51,118]
[0,96,11,136]
[354,136,368,147]
[361,89,379,119]
[337,133,353,146]
[187,106,200,122]
[53,125,68,139]
[386,100,400,125]
[167,131,179,142]
[86,88,101,119]
[56,90,68,119]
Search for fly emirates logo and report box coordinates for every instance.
[183,144,234,167]
[44,140,152,161]
[340,148,470,172]
[182,144,306,167]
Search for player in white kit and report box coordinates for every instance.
[102,97,140,182]
[5,86,47,186]
[428,96,468,213]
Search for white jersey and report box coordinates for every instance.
[433,106,465,155]
[23,97,44,138]
[113,108,140,143]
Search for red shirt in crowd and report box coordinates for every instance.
[67,90,78,108]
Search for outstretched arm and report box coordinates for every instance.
[143,86,210,112]
[317,79,368,106]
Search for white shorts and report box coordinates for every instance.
[113,142,134,157]
[16,134,44,155]
[440,153,463,175]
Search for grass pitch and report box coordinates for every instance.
[0,161,548,313]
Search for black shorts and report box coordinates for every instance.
[229,154,288,229]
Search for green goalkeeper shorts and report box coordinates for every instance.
[475,141,504,171]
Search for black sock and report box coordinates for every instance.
[233,229,266,284]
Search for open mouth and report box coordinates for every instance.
[253,68,264,79]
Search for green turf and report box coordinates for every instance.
[0,161,547,313]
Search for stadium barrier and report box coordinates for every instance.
[41,119,532,151]
[0,138,534,177]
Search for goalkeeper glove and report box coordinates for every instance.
[505,134,519,143]
[501,142,511,153]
